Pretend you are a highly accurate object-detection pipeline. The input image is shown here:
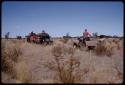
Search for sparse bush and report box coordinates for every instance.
[43,44,83,83]
[52,44,63,57]
[95,41,107,56]
[15,61,33,83]
[113,64,123,82]
[112,39,121,50]
[95,40,113,57]
[2,40,6,49]
[107,46,112,56]
[1,40,22,78]
[1,49,14,74]
[8,46,22,62]
[11,39,17,44]
[2,41,12,73]
[62,38,69,44]
[112,39,119,44]
[2,39,34,83]
[115,41,121,50]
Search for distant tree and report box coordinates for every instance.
[66,32,69,37]
[95,32,98,37]
[63,32,71,39]
[17,36,22,39]
[5,32,10,39]
[92,32,98,38]
[113,35,118,38]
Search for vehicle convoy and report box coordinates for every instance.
[26,31,53,45]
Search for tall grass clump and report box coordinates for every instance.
[1,41,14,74]
[95,40,113,57]
[8,46,22,62]
[2,39,35,83]
[1,40,22,76]
[62,38,69,44]
[42,44,84,83]
[15,61,33,83]
[2,48,14,74]
[113,64,123,82]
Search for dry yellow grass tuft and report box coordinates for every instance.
[1,40,15,75]
[2,39,23,80]
[9,46,22,62]
[42,44,84,83]
[2,49,14,74]
[61,38,69,44]
[15,61,33,83]
[95,40,113,57]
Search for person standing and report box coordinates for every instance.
[83,29,91,46]
[83,29,91,40]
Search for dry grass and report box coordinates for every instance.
[1,49,15,74]
[112,39,120,49]
[61,38,69,44]
[1,39,23,81]
[2,40,33,83]
[42,44,84,83]
[1,40,15,75]
[15,61,33,83]
[1,38,123,84]
[113,62,123,82]
[95,40,113,57]
[2,72,22,83]
[8,46,22,62]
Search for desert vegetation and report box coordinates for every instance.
[1,38,123,84]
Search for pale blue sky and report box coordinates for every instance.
[2,1,123,38]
